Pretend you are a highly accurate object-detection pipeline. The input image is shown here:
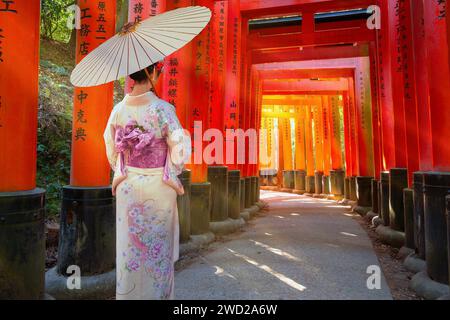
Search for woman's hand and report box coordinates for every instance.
[112,175,127,197]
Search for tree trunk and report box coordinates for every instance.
[116,0,129,33]
[68,28,77,51]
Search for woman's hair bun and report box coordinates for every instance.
[129,64,155,83]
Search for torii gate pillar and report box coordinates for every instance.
[0,0,45,299]
[47,0,117,300]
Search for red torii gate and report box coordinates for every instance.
[2,0,450,299]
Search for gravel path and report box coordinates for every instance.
[174,190,393,300]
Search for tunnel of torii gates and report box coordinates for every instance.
[1,0,450,299]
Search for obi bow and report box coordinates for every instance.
[114,120,157,175]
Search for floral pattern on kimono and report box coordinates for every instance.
[125,201,173,298]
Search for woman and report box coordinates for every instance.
[103,62,190,300]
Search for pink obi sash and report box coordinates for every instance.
[114,120,168,176]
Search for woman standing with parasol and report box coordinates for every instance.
[70,6,211,300]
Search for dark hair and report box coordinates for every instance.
[129,64,156,83]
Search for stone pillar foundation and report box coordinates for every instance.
[0,189,46,299]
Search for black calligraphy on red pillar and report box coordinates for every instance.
[218,2,225,73]
[284,116,289,142]
[168,57,179,107]
[377,32,386,98]
[150,0,159,16]
[398,0,412,100]
[394,0,404,74]
[77,109,87,123]
[232,17,238,76]
[349,93,356,149]
[0,0,18,65]
[209,15,215,126]
[435,0,447,19]
[218,2,229,131]
[75,1,112,142]
[323,105,328,141]
[75,89,89,141]
[96,1,107,40]
[191,38,202,129]
[79,6,92,56]
[0,1,18,129]
[205,23,211,126]
[134,1,143,22]
[195,38,203,73]
[229,100,237,130]
[295,107,302,142]
[314,107,320,145]
[331,98,336,136]
[0,28,4,63]
[0,0,17,13]
[358,70,366,130]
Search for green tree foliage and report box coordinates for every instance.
[37,58,73,216]
[41,0,75,42]
[37,2,128,215]
[116,0,129,32]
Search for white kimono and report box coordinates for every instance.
[103,91,190,300]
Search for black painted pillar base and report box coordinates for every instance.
[377,180,382,218]
[305,176,315,195]
[313,171,323,197]
[322,175,330,195]
[244,177,252,209]
[403,188,415,250]
[349,177,357,201]
[423,172,450,284]
[354,176,373,216]
[413,172,427,260]
[239,178,246,213]
[228,170,241,219]
[227,170,241,220]
[374,172,408,249]
[330,169,345,198]
[57,186,115,275]
[251,176,258,205]
[344,177,350,200]
[372,179,379,213]
[0,189,45,300]
[177,170,191,243]
[46,186,116,299]
[256,176,261,203]
[293,170,306,194]
[366,179,379,220]
[191,182,211,236]
[380,171,390,226]
[389,168,408,232]
[208,166,229,223]
[281,170,295,191]
[447,195,450,288]
[210,172,246,236]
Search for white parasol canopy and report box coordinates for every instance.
[70,6,211,87]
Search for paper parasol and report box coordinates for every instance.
[70,6,211,87]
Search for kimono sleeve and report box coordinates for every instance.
[103,104,121,172]
[157,102,192,195]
